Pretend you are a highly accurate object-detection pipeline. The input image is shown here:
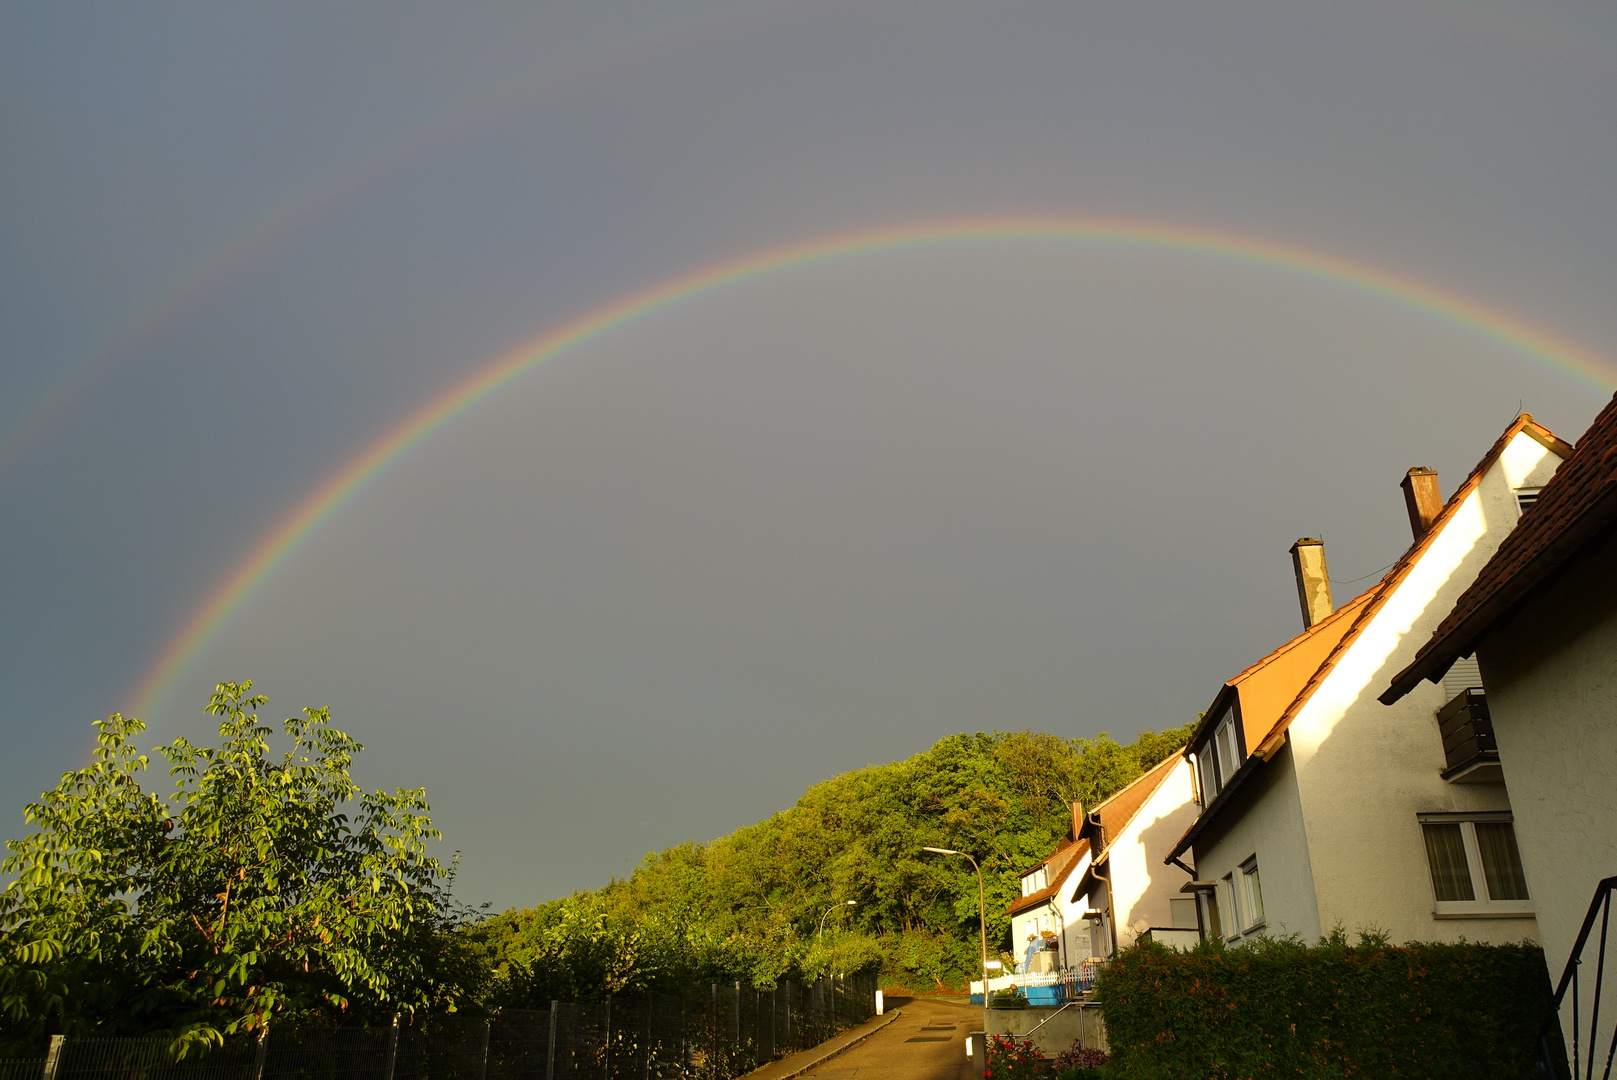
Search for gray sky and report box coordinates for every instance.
[3,0,1615,908]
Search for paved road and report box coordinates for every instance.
[800,997,980,1080]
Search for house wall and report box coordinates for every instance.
[1191,740,1322,943]
[1011,847,1093,969]
[1481,530,1617,978]
[1284,431,1557,944]
[1057,848,1093,963]
[1108,757,1200,948]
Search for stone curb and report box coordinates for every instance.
[744,1008,902,1080]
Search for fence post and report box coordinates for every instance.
[478,1021,490,1080]
[546,1001,558,1080]
[253,1023,270,1080]
[40,1035,64,1080]
[384,1014,401,1080]
[604,995,612,1079]
[643,995,653,1080]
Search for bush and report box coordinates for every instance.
[983,1034,1046,1079]
[991,986,1031,1009]
[1096,931,1555,1080]
[1051,1043,1107,1080]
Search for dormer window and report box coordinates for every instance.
[1194,707,1243,806]
[1021,866,1047,896]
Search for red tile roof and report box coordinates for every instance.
[1168,414,1569,861]
[1006,836,1091,916]
[1383,394,1617,702]
[1251,414,1567,757]
[1087,753,1181,860]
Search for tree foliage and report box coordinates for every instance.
[474,725,1193,1000]
[0,682,465,1053]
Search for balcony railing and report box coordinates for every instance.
[1137,926,1201,950]
[1437,688,1500,782]
[970,964,1102,1005]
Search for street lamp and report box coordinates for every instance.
[922,847,990,1020]
[819,899,856,938]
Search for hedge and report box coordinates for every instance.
[1094,931,1558,1080]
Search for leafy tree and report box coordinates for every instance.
[473,723,1195,996]
[0,682,463,1053]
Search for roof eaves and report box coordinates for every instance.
[1253,414,1540,759]
[1166,752,1264,861]
[1086,754,1180,862]
[1383,478,1617,701]
[1180,586,1377,757]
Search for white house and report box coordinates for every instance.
[1167,415,1570,946]
[1071,754,1201,956]
[1384,394,1617,996]
[1006,803,1092,971]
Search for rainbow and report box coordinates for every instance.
[128,214,1617,715]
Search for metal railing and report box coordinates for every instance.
[972,963,1102,1005]
[1536,876,1617,1080]
[6,974,877,1080]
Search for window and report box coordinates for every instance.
[1515,488,1542,514]
[1196,708,1243,806]
[1218,719,1241,780]
[1240,857,1265,929]
[1021,866,1047,896]
[1221,871,1240,938]
[1169,897,1198,930]
[1441,656,1484,699]
[1419,814,1532,916]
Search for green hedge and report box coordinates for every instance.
[1095,932,1557,1080]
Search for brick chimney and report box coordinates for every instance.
[1401,467,1442,540]
[1290,538,1334,629]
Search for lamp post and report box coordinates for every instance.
[818,899,856,939]
[923,847,990,1027]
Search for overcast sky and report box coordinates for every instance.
[4,0,1616,908]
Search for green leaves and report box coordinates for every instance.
[0,681,465,1054]
[1096,934,1555,1080]
[471,723,1193,997]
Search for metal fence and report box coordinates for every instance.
[11,974,878,1080]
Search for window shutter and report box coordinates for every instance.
[1442,656,1483,698]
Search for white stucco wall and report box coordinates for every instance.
[1191,741,1322,943]
[1282,432,1557,944]
[1108,758,1200,948]
[1482,532,1617,978]
[1012,845,1093,969]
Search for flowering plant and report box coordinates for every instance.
[1050,1042,1107,1080]
[982,1034,1047,1079]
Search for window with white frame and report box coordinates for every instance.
[1196,707,1243,806]
[1515,487,1542,515]
[1419,813,1532,917]
[1220,871,1240,939]
[1021,866,1047,896]
[1240,857,1264,929]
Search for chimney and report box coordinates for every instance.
[1401,467,1442,540]
[1071,801,1083,841]
[1290,538,1335,629]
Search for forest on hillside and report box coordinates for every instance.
[465,725,1193,1003]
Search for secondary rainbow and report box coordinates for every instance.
[128,214,1617,715]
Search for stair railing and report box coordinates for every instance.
[1537,875,1617,1080]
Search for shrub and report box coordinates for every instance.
[1051,1042,1107,1080]
[991,986,1031,1009]
[983,1034,1046,1079]
[1096,932,1554,1080]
